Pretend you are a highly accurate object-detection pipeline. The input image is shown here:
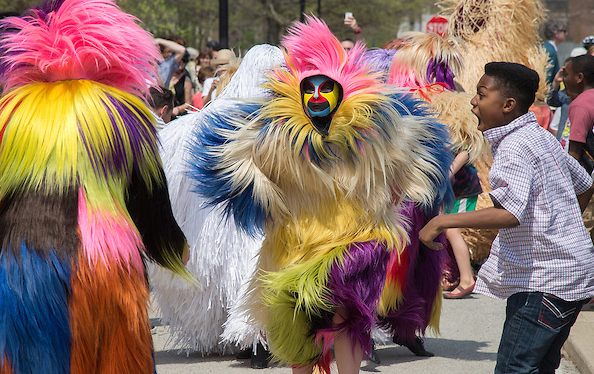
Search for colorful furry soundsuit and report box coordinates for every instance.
[374,32,490,342]
[188,16,453,373]
[0,0,189,373]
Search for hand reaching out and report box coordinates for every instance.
[419,216,445,250]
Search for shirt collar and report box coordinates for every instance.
[547,40,558,51]
[483,111,537,153]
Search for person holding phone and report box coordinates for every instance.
[342,12,362,52]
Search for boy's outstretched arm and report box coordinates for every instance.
[419,207,520,250]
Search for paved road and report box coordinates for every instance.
[152,293,580,374]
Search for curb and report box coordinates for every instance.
[564,306,594,374]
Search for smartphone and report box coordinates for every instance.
[345,12,353,21]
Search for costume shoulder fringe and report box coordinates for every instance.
[426,90,491,163]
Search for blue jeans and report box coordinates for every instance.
[495,292,587,374]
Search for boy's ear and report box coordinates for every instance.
[576,72,585,84]
[502,97,516,114]
[159,105,170,117]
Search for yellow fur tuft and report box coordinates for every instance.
[0,80,162,213]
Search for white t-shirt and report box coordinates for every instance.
[202,77,218,100]
[549,108,570,151]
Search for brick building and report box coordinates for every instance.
[545,0,594,44]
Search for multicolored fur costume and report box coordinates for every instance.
[0,0,188,373]
[387,32,488,183]
[149,44,283,355]
[374,33,490,332]
[359,33,480,347]
[189,17,453,372]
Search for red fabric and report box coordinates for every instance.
[530,104,552,130]
[192,93,204,110]
[568,89,594,143]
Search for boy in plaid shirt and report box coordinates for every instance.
[420,62,594,373]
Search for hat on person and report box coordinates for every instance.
[181,50,190,63]
[583,35,594,50]
[186,47,199,61]
[211,49,236,66]
[571,47,587,57]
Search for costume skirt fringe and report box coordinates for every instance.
[149,113,262,354]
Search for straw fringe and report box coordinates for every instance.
[438,0,548,98]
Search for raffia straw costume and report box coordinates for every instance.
[437,0,549,261]
[188,17,453,373]
[149,45,284,355]
[0,0,188,372]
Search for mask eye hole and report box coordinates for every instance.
[304,81,315,94]
[320,81,334,93]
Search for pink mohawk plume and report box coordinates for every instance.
[0,0,160,94]
[280,15,381,99]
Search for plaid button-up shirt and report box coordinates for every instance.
[475,112,594,301]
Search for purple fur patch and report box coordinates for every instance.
[427,58,456,90]
[379,201,446,344]
[362,49,397,82]
[442,240,460,285]
[78,94,158,180]
[317,241,389,358]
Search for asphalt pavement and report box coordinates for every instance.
[152,293,584,374]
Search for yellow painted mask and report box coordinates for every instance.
[300,75,343,136]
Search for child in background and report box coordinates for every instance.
[442,149,482,299]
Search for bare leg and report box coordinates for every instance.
[445,228,475,289]
[333,307,362,374]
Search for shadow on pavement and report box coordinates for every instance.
[363,337,495,369]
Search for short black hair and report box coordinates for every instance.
[148,87,174,111]
[569,54,594,86]
[484,62,539,113]
[206,40,220,51]
[181,50,190,63]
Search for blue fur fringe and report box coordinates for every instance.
[187,103,268,236]
[0,243,72,374]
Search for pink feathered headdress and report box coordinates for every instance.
[0,0,160,94]
[280,15,381,99]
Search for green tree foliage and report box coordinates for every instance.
[121,0,437,50]
[2,0,437,51]
[319,0,437,47]
[120,0,218,50]
[0,0,38,15]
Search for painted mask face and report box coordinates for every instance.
[301,75,343,136]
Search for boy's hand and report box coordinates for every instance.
[419,216,445,250]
